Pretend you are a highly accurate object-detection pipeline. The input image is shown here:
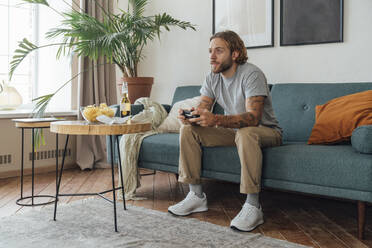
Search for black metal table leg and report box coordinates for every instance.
[16,127,57,207]
[55,133,58,203]
[31,128,35,205]
[20,128,24,199]
[110,135,118,232]
[116,135,126,211]
[54,135,69,221]
[50,127,128,232]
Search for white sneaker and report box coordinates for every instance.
[230,203,264,232]
[168,191,208,216]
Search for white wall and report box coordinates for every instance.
[116,0,372,104]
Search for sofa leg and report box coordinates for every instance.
[358,201,366,240]
[140,170,156,176]
[175,173,179,181]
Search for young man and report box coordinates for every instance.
[167,30,282,232]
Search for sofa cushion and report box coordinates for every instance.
[271,83,372,142]
[202,147,241,175]
[137,132,372,193]
[171,85,224,115]
[158,96,201,133]
[139,133,180,166]
[351,125,372,154]
[172,86,201,105]
[262,142,372,192]
[308,90,372,144]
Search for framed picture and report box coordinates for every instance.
[280,0,344,46]
[213,0,274,49]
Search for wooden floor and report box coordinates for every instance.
[0,167,371,248]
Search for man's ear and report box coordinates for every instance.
[232,51,239,61]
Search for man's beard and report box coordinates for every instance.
[212,56,233,73]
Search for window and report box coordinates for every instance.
[0,0,72,111]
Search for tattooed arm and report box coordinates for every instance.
[197,95,214,111]
[189,96,265,128]
[178,95,214,125]
[216,96,265,128]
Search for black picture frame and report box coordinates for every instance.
[213,0,274,49]
[280,0,344,46]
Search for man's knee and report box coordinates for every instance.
[180,125,203,136]
[180,125,194,138]
[235,127,260,143]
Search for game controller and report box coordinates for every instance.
[182,110,200,119]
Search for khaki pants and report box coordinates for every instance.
[178,125,282,194]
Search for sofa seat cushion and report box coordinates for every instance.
[202,147,241,175]
[262,143,372,192]
[139,133,180,166]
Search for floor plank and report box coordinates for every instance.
[0,167,371,248]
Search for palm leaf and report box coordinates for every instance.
[9,39,71,80]
[129,0,147,17]
[9,38,37,81]
[33,94,53,118]
[155,13,196,32]
[22,0,49,7]
[34,128,46,150]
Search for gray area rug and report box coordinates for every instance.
[0,198,310,248]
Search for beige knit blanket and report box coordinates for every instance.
[118,97,168,200]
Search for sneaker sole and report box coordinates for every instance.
[168,207,208,216]
[230,219,264,232]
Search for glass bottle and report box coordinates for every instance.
[120,82,131,118]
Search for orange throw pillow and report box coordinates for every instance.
[308,90,372,144]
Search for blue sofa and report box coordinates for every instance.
[107,83,372,239]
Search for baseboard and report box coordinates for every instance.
[0,163,78,179]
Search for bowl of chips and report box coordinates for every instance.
[80,103,115,123]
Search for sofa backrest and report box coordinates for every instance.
[172,85,224,114]
[271,83,372,142]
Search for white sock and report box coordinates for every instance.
[245,193,259,208]
[189,184,203,198]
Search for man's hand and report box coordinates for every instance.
[188,108,216,127]
[178,107,195,125]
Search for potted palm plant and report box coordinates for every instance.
[10,0,196,115]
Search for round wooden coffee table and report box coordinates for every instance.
[50,120,151,232]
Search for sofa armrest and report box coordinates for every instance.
[106,103,171,164]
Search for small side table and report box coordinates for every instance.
[50,120,151,232]
[12,118,60,206]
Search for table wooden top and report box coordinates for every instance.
[50,120,152,135]
[12,117,60,128]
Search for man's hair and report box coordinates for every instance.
[210,30,248,64]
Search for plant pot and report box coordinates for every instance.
[121,77,154,103]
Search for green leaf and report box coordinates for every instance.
[129,0,147,17]
[9,38,38,81]
[32,93,53,118]
[22,0,49,6]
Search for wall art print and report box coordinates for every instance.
[280,0,344,46]
[213,0,274,49]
